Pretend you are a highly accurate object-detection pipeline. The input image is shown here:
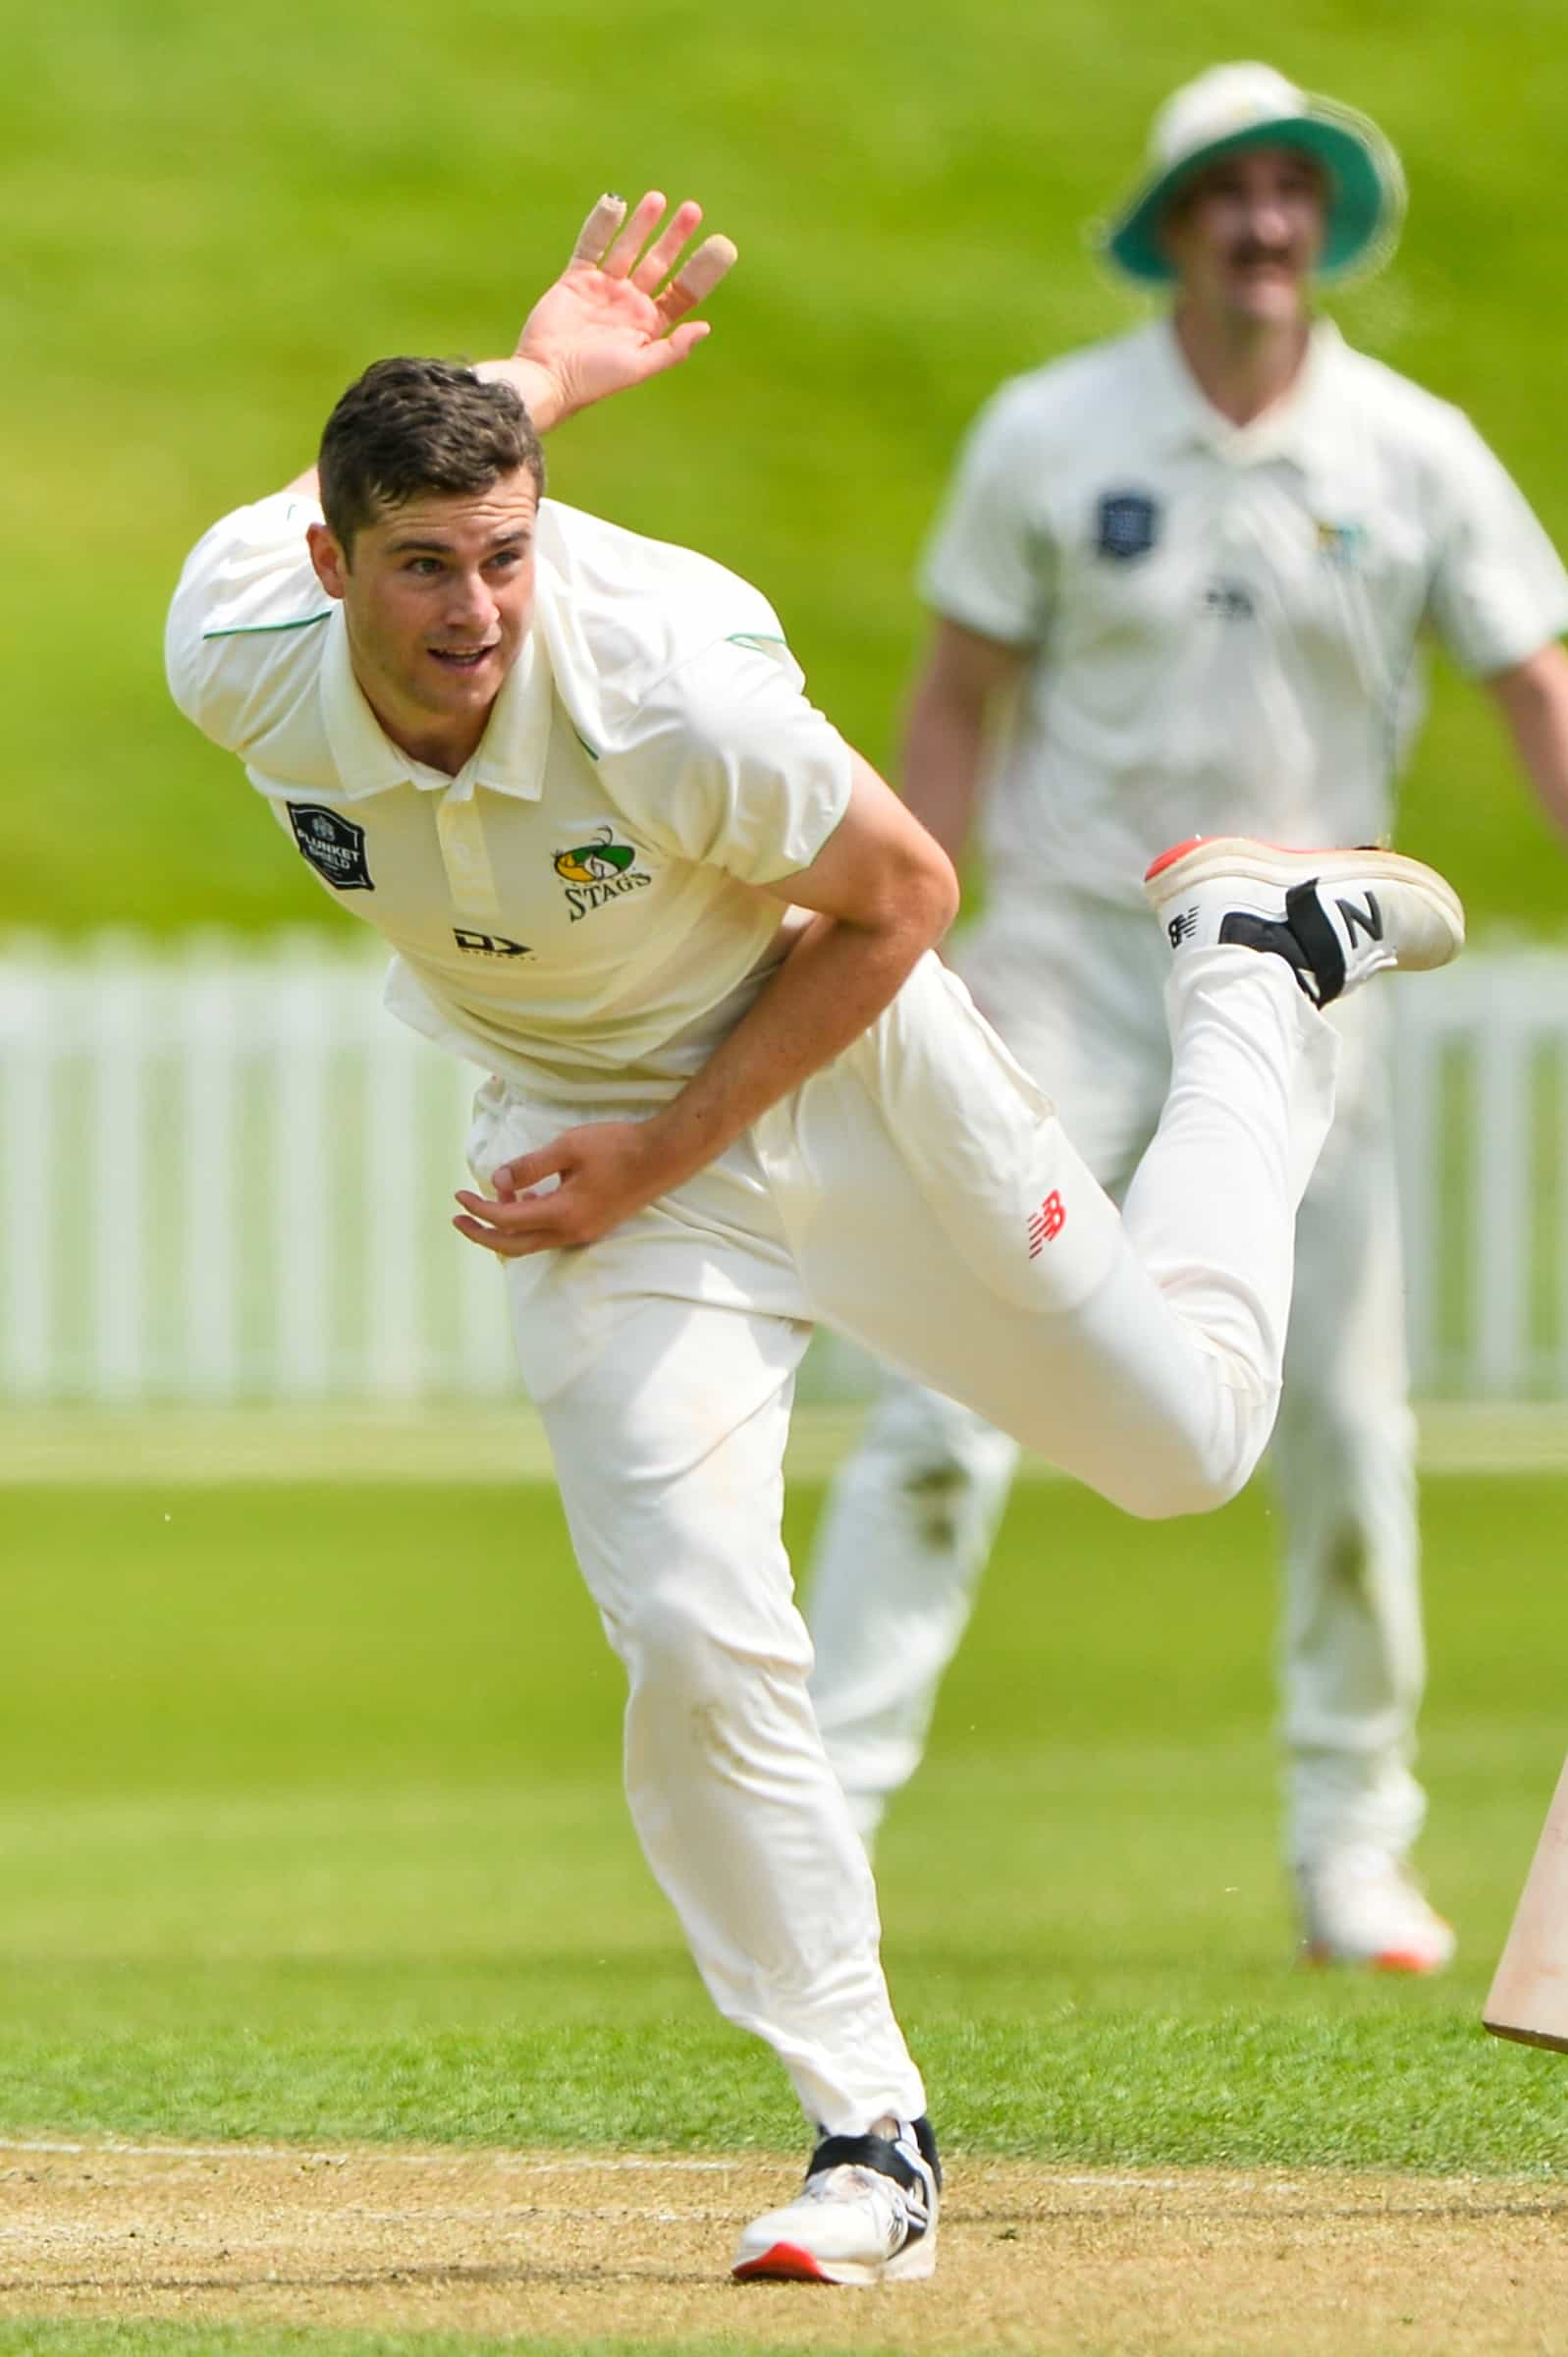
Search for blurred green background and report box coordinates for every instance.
[9,0,1568,935]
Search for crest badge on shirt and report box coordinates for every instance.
[553,824,653,923]
[287,802,374,892]
[1095,489,1161,563]
[1315,520,1367,569]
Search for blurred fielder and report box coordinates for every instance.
[805,62,1568,1972]
[166,191,1463,2283]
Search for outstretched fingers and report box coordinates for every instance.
[569,192,629,266]
[598,190,672,279]
[656,230,738,324]
[628,198,704,292]
[568,189,736,319]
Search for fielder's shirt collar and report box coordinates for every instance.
[319,603,554,803]
[1148,314,1346,470]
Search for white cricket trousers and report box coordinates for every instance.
[470,947,1336,2134]
[807,899,1424,1867]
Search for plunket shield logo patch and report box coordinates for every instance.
[1096,489,1161,563]
[287,802,373,891]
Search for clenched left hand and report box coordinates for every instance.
[454,1118,672,1256]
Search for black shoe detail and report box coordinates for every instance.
[1336,888,1382,949]
[806,2115,942,2238]
[1216,906,1320,1001]
[911,2112,943,2194]
[1283,878,1347,1005]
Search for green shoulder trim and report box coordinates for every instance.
[202,611,332,641]
[727,630,789,653]
[569,723,601,762]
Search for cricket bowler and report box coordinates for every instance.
[166,189,1465,2283]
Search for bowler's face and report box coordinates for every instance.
[1162,145,1325,327]
[308,470,538,765]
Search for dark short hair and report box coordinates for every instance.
[317,356,545,555]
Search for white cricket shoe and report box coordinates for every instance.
[1143,837,1464,1006]
[732,2114,941,2285]
[1297,1845,1457,1974]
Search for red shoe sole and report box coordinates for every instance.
[1144,835,1382,885]
[1302,1940,1448,1975]
[1143,837,1210,882]
[732,2240,832,2283]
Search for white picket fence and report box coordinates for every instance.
[0,936,1564,1404]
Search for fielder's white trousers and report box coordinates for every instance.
[470,948,1336,2133]
[807,897,1425,1867]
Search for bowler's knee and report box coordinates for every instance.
[1102,1407,1267,1522]
[1114,1457,1250,1522]
[618,1575,806,1710]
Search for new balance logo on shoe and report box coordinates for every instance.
[1167,906,1199,947]
[1335,891,1382,947]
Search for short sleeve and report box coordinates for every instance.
[165,493,333,753]
[1425,420,1568,678]
[598,634,853,886]
[919,381,1056,645]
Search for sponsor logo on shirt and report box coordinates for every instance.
[453,929,534,960]
[287,802,374,892]
[1027,1190,1066,1257]
[1315,520,1366,568]
[553,825,653,923]
[1095,489,1161,563]
[1202,579,1256,621]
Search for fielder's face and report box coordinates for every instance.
[1162,144,1325,328]
[308,469,538,766]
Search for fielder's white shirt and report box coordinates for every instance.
[925,317,1568,913]
[167,495,852,1103]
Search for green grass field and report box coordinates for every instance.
[4,1466,1564,2172]
[9,0,1568,937]
[3,1459,1566,2355]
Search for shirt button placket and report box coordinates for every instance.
[437,786,503,924]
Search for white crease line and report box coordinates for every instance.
[0,2140,732,2173]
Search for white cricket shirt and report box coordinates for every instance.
[924,317,1568,911]
[167,494,853,1103]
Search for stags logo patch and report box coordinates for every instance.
[1315,519,1367,569]
[553,824,652,923]
[287,802,373,892]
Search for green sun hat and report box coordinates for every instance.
[1102,61,1406,286]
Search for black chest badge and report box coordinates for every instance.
[287,803,374,892]
[1095,490,1161,563]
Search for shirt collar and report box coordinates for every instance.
[319,603,554,803]
[1145,313,1345,470]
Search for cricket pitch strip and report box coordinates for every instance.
[1,2137,1565,2354]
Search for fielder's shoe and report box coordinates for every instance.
[732,2113,941,2285]
[1143,837,1464,1006]
[1297,1844,1457,1974]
